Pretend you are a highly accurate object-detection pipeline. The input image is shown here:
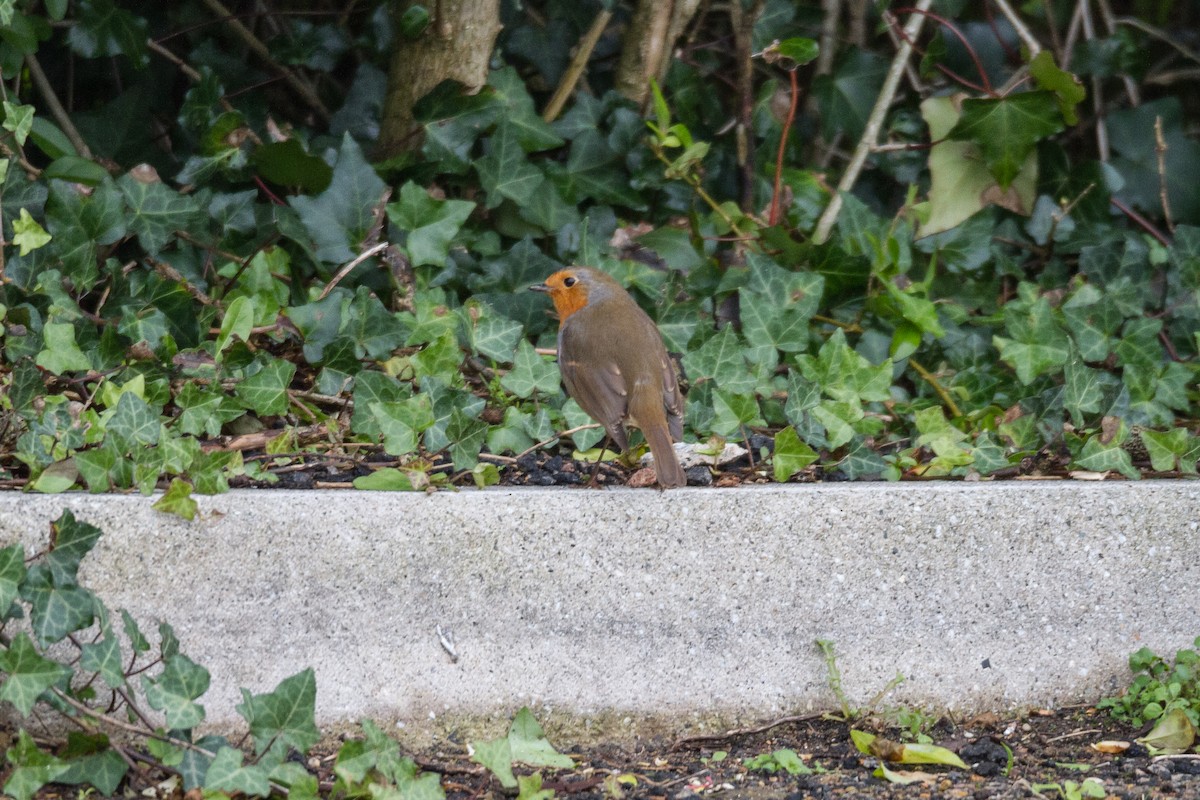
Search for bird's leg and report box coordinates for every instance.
[585,433,613,488]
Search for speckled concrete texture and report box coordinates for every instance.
[0,483,1196,728]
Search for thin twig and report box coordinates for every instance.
[1078,0,1108,162]
[1043,728,1101,743]
[513,423,603,461]
[671,712,823,750]
[991,0,1041,57]
[769,68,799,226]
[909,358,962,419]
[812,0,934,243]
[317,241,391,301]
[201,0,331,123]
[24,54,93,159]
[542,9,612,123]
[1154,115,1174,234]
[1110,197,1171,247]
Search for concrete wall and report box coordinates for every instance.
[1,483,1196,732]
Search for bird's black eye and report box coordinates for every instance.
[563,276,577,287]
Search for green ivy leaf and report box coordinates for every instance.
[79,622,126,689]
[204,746,271,797]
[142,654,211,730]
[467,305,524,362]
[237,668,319,759]
[1029,50,1086,126]
[288,133,387,264]
[2,101,34,145]
[116,172,202,255]
[500,340,560,399]
[215,295,255,362]
[35,321,92,375]
[56,736,128,795]
[1140,428,1200,474]
[3,730,69,800]
[0,544,25,615]
[107,392,161,450]
[370,394,434,455]
[1074,435,1138,479]
[235,356,297,415]
[470,736,517,789]
[12,208,50,255]
[683,326,755,394]
[67,0,149,65]
[476,120,545,209]
[0,634,71,716]
[948,92,1064,188]
[508,707,574,769]
[153,478,198,521]
[386,181,476,267]
[772,426,818,481]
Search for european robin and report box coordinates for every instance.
[530,267,686,488]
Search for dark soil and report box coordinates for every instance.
[380,707,1193,799]
[5,705,1198,798]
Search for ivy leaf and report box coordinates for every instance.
[386,181,476,267]
[993,292,1070,384]
[107,392,161,450]
[813,49,887,142]
[508,707,574,769]
[370,395,434,456]
[142,654,211,730]
[500,340,560,399]
[447,407,488,471]
[3,730,69,800]
[175,384,244,438]
[772,426,819,481]
[683,326,755,394]
[917,96,1037,236]
[153,478,198,521]
[0,634,71,716]
[79,623,126,689]
[237,668,319,759]
[288,133,387,264]
[46,180,125,287]
[67,0,149,66]
[1074,435,1138,479]
[20,567,97,645]
[12,208,51,255]
[1139,428,1200,474]
[711,390,765,436]
[56,737,128,796]
[204,746,271,797]
[35,322,92,375]
[476,120,545,209]
[1029,50,1086,125]
[2,101,34,145]
[948,91,1064,188]
[235,356,297,415]
[470,736,517,789]
[467,304,524,362]
[215,295,255,362]
[117,171,202,255]
[1063,357,1105,426]
[0,543,25,615]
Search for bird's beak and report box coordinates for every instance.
[529,283,550,293]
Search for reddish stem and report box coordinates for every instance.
[769,68,800,227]
[891,6,997,95]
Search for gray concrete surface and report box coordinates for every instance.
[0,483,1197,734]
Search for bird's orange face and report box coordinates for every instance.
[531,269,589,323]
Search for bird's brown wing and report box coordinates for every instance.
[558,321,630,450]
